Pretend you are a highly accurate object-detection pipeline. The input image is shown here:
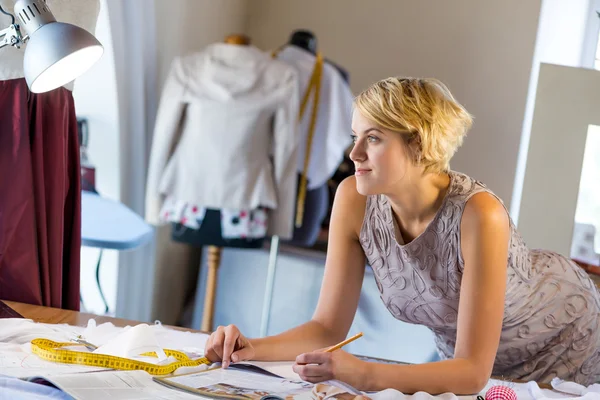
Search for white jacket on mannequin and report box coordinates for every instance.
[145,43,300,239]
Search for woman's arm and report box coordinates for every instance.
[250,176,368,361]
[364,192,510,394]
[294,192,510,394]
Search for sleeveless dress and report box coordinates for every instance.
[359,170,600,385]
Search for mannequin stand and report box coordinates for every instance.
[201,245,222,331]
[199,237,280,335]
[171,215,264,333]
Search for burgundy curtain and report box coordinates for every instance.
[0,78,81,311]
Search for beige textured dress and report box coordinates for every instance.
[359,171,600,385]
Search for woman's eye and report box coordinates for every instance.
[351,135,379,143]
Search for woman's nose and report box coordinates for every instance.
[349,142,366,162]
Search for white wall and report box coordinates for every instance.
[72,0,120,314]
[511,0,592,222]
[245,0,542,209]
[154,0,249,88]
[582,0,600,68]
[518,63,600,255]
[537,0,591,66]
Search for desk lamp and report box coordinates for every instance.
[0,0,103,93]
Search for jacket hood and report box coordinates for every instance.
[199,43,270,101]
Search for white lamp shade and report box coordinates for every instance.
[24,21,103,93]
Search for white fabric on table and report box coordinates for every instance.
[0,318,210,378]
[366,379,600,400]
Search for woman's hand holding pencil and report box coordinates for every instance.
[323,332,363,353]
[293,332,370,390]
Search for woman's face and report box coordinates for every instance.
[349,110,417,196]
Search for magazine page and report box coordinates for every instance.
[155,367,325,400]
[27,370,201,400]
[230,361,362,396]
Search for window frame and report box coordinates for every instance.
[582,0,600,68]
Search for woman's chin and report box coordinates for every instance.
[355,181,378,196]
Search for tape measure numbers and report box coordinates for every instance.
[31,338,211,375]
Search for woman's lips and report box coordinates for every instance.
[355,169,371,176]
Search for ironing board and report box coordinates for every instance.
[81,191,153,249]
[81,190,154,313]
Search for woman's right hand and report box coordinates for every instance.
[203,324,255,368]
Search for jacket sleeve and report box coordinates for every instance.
[145,58,187,225]
[268,68,301,239]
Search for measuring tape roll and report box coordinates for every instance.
[30,338,211,376]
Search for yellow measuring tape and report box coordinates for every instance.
[30,338,211,376]
[295,52,323,228]
[272,47,324,228]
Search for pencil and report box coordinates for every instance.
[324,332,364,353]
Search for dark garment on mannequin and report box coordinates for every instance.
[286,32,350,241]
[171,209,265,249]
[0,78,82,311]
[284,180,329,248]
[326,60,349,84]
[287,31,350,83]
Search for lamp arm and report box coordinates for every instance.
[0,24,25,49]
[0,5,26,49]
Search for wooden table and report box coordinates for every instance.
[2,301,205,333]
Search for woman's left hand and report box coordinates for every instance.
[292,349,370,390]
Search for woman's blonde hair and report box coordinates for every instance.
[354,77,473,174]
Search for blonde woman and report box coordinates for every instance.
[204,77,600,394]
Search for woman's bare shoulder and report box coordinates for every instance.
[336,175,367,201]
[331,176,368,238]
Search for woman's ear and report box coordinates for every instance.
[407,132,422,165]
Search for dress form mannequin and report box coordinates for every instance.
[192,33,255,332]
[150,31,299,332]
[288,30,318,54]
[281,30,350,248]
